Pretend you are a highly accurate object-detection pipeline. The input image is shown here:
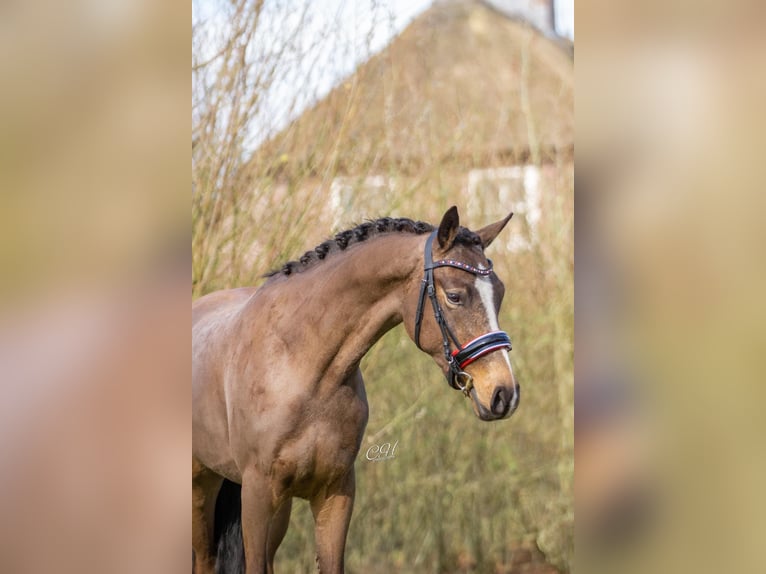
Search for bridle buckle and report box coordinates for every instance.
[454,371,474,397]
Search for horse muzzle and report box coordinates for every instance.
[470,383,520,421]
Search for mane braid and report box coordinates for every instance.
[264,217,483,279]
[264,217,431,278]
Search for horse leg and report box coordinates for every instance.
[310,468,355,574]
[241,468,274,574]
[192,458,223,574]
[266,498,292,574]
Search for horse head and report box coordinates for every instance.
[403,206,519,421]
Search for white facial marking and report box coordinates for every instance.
[475,272,515,378]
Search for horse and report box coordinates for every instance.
[192,206,519,573]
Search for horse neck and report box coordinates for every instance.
[266,233,423,388]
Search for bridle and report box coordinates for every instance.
[414,231,512,397]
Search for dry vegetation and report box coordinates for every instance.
[192,1,572,571]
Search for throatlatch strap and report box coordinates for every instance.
[413,277,429,349]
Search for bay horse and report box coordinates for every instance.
[192,206,519,573]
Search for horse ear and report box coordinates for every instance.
[477,211,513,249]
[437,206,460,249]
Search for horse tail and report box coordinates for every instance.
[214,479,245,574]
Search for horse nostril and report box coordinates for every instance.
[491,387,508,416]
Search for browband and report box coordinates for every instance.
[431,258,494,276]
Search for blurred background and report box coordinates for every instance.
[0,1,188,573]
[577,0,766,573]
[193,0,573,572]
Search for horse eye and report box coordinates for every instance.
[446,292,461,305]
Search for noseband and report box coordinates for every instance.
[413,231,512,396]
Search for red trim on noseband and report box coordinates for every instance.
[452,332,494,352]
[450,331,512,369]
[451,343,510,369]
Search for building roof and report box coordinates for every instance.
[250,0,573,179]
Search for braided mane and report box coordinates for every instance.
[265,216,481,278]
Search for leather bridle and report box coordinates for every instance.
[413,231,512,397]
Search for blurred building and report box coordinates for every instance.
[248,0,572,246]
[483,0,557,38]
